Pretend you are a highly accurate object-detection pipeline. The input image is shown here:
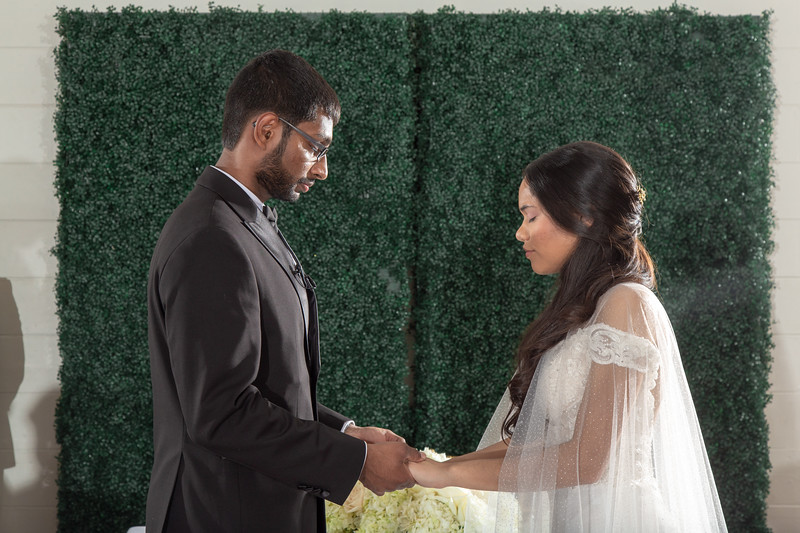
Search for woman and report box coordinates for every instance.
[410,142,727,532]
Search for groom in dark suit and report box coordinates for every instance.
[146,50,422,533]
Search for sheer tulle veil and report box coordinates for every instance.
[466,283,727,532]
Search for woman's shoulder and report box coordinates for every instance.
[596,282,663,314]
[590,282,667,333]
[600,281,654,301]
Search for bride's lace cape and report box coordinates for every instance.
[467,283,727,533]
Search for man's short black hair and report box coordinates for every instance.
[221,50,340,150]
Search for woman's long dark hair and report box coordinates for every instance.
[503,141,656,438]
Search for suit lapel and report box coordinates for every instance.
[243,219,310,327]
[196,167,318,377]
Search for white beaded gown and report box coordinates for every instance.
[467,282,727,532]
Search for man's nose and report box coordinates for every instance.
[310,155,328,180]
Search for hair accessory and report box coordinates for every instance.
[637,184,647,206]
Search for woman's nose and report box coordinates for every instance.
[515,224,526,243]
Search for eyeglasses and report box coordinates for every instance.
[252,117,330,162]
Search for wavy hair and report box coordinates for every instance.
[503,141,655,438]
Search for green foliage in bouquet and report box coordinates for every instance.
[53,5,773,532]
[326,449,486,532]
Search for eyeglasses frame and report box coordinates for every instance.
[251,117,329,162]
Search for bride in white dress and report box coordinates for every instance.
[409,141,727,532]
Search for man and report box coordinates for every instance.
[146,50,422,533]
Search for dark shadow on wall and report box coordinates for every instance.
[0,278,24,468]
[0,277,25,504]
[4,389,59,531]
[0,278,59,530]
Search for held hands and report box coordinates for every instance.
[408,458,449,489]
[359,441,426,495]
[345,424,456,494]
[346,425,425,496]
[347,428,502,493]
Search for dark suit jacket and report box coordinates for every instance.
[146,167,365,533]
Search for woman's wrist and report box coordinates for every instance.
[432,459,454,489]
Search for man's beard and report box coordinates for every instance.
[255,146,302,202]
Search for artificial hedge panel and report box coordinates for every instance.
[53,6,773,533]
[54,7,416,532]
[411,7,773,532]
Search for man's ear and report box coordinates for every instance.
[251,112,280,150]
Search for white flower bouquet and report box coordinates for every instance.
[326,448,489,533]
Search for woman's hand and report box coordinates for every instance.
[409,458,450,489]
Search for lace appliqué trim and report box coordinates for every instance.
[585,324,660,382]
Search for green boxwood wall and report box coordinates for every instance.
[53,6,773,532]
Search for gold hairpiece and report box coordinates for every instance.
[637,185,647,206]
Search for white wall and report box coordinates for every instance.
[1,1,797,531]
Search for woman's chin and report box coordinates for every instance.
[531,265,557,276]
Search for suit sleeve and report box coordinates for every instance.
[157,225,364,503]
[318,404,351,431]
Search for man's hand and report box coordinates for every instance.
[358,441,426,496]
[345,424,406,444]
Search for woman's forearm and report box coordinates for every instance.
[411,441,508,490]
[447,439,508,463]
[442,453,504,490]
